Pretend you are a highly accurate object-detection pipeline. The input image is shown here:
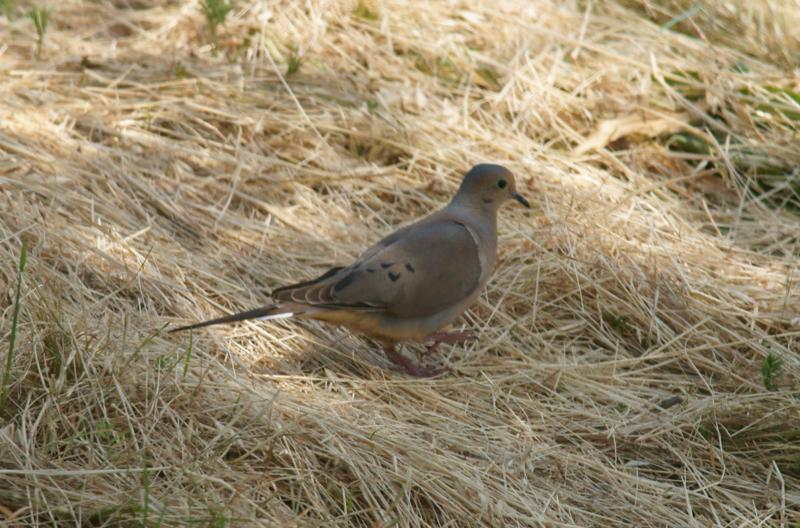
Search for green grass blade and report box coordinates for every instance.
[761,352,783,391]
[182,331,193,380]
[660,3,703,32]
[1,243,27,415]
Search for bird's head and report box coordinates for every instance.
[452,163,530,211]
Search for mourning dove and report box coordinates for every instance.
[171,164,530,376]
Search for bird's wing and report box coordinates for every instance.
[272,219,483,318]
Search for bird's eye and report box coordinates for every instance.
[497,179,507,189]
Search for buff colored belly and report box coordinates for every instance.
[307,291,479,343]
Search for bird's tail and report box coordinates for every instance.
[168,304,296,333]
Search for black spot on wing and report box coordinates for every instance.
[381,262,393,269]
[366,268,376,273]
[405,263,415,272]
[483,198,493,204]
[388,271,400,282]
[333,271,357,292]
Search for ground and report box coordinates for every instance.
[0,0,799,526]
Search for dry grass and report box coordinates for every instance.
[1,0,799,526]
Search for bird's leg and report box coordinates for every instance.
[423,329,477,355]
[383,344,445,377]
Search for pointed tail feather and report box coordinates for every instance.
[169,304,295,333]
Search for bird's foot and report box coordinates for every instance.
[384,345,447,377]
[423,329,477,355]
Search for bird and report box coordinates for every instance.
[170,164,530,376]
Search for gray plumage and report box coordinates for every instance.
[170,163,529,376]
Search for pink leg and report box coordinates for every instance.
[384,345,446,377]
[424,330,477,354]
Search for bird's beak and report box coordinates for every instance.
[511,192,530,208]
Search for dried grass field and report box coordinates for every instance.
[1,0,800,526]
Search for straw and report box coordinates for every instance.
[0,0,798,525]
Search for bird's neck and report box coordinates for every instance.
[449,194,501,221]
[445,199,499,239]
[444,199,499,282]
